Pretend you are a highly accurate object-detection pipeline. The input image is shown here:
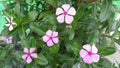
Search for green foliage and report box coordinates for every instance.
[0,0,120,68]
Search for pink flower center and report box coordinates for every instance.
[9,22,12,25]
[27,52,31,56]
[88,51,92,55]
[49,36,53,40]
[63,11,68,16]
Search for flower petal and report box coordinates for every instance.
[46,30,52,36]
[9,25,13,31]
[22,54,27,60]
[67,7,76,15]
[52,31,58,37]
[26,56,32,63]
[56,8,64,15]
[91,54,100,62]
[53,38,59,43]
[4,16,10,22]
[5,24,10,26]
[83,44,91,52]
[91,44,98,53]
[57,15,64,23]
[83,55,93,64]
[23,47,28,53]
[43,35,49,42]
[6,37,12,44]
[47,40,53,46]
[31,53,38,58]
[65,15,73,24]
[62,4,70,11]
[12,22,17,25]
[80,49,88,58]
[30,48,35,53]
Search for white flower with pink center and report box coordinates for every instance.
[4,16,17,31]
[42,30,59,46]
[80,44,100,64]
[22,47,38,64]
[6,36,12,44]
[56,4,76,24]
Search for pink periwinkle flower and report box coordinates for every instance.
[22,47,38,64]
[4,16,17,31]
[56,4,76,24]
[43,30,59,46]
[80,44,100,64]
[6,36,12,44]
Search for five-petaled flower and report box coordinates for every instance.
[6,36,12,44]
[22,47,38,63]
[56,4,76,24]
[43,30,59,46]
[80,44,100,64]
[4,16,17,31]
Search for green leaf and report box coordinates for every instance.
[68,29,75,40]
[0,15,7,33]
[21,39,29,48]
[100,0,112,22]
[45,0,58,8]
[74,7,84,21]
[30,23,45,36]
[29,36,37,47]
[28,10,38,21]
[36,54,48,65]
[14,3,20,16]
[114,39,120,45]
[99,47,116,56]
[49,44,60,53]
[0,50,6,60]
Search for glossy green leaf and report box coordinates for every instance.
[30,22,45,36]
[99,47,116,56]
[36,54,48,65]
[100,0,112,22]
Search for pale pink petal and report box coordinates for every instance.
[80,49,88,58]
[53,38,59,43]
[46,30,52,36]
[26,56,32,63]
[12,22,17,25]
[22,54,27,60]
[83,55,93,64]
[92,45,98,53]
[6,37,12,44]
[57,15,64,23]
[5,24,10,26]
[11,17,13,21]
[4,16,10,22]
[23,47,28,53]
[56,8,64,15]
[52,31,58,37]
[83,44,91,52]
[91,54,100,62]
[43,35,49,42]
[67,7,76,15]
[30,48,35,53]
[9,25,13,31]
[47,40,54,46]
[62,4,70,11]
[65,15,73,24]
[31,53,38,58]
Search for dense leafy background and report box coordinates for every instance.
[0,0,120,68]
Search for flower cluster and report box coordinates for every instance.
[3,4,100,64]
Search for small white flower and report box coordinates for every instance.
[4,16,17,31]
